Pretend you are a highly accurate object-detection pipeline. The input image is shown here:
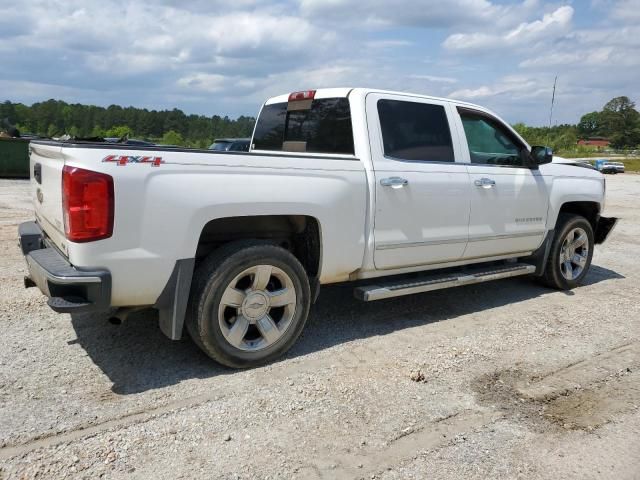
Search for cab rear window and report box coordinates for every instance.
[252,98,355,155]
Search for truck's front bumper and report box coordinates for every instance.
[19,221,111,313]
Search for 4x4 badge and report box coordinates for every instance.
[102,155,164,166]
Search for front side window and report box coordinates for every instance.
[252,98,354,155]
[377,99,454,162]
[458,109,526,166]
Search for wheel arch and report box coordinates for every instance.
[526,200,600,277]
[194,214,323,279]
[154,215,322,342]
[557,201,600,230]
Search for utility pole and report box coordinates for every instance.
[549,76,557,130]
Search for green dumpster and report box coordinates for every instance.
[0,137,30,178]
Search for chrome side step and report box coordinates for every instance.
[354,263,536,301]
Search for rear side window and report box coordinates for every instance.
[252,103,287,151]
[377,99,454,162]
[252,98,354,155]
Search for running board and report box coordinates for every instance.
[354,263,536,301]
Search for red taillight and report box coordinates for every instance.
[62,166,114,242]
[288,90,316,101]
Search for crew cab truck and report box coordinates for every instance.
[20,88,618,368]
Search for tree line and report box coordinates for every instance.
[576,96,640,149]
[0,99,256,148]
[1,95,638,152]
[513,96,640,153]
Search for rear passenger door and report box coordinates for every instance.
[454,107,549,259]
[366,93,471,270]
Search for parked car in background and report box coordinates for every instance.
[595,159,625,174]
[209,138,250,152]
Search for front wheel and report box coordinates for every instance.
[186,242,311,368]
[541,214,594,290]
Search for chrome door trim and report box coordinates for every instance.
[468,231,545,243]
[375,237,468,250]
[376,231,545,250]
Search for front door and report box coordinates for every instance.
[366,94,471,270]
[455,107,549,259]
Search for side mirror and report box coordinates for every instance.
[531,145,553,165]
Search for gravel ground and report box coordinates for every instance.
[1,175,639,479]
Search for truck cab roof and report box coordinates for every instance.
[264,87,487,112]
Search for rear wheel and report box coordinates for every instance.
[541,214,594,290]
[186,241,310,368]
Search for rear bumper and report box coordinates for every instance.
[19,221,111,313]
[595,216,618,244]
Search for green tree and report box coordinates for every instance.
[105,125,133,138]
[90,125,106,138]
[599,96,640,148]
[161,130,184,146]
[0,98,254,143]
[0,100,18,126]
[577,111,602,137]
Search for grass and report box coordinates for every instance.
[620,158,640,172]
[557,150,606,159]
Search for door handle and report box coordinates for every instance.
[380,177,409,189]
[33,163,42,184]
[474,177,495,188]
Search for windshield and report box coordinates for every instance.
[210,141,231,151]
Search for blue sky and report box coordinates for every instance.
[1,0,638,125]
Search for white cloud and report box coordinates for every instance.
[409,74,458,84]
[299,0,542,29]
[519,43,640,68]
[447,12,640,125]
[204,13,329,56]
[610,0,640,22]
[1,0,638,128]
[450,76,548,100]
[2,1,327,62]
[365,39,413,49]
[443,6,573,51]
[177,74,227,93]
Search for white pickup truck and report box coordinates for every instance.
[20,88,617,368]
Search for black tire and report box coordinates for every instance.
[541,213,594,290]
[186,241,311,368]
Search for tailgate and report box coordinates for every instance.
[30,143,68,255]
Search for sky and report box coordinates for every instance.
[0,0,638,125]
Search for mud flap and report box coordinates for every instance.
[523,229,554,276]
[154,258,195,340]
[595,216,618,244]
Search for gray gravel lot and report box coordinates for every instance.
[1,175,639,479]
